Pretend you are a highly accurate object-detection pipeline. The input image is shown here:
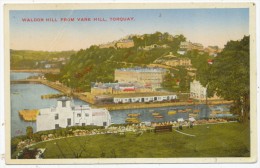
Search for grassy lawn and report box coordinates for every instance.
[29,122,250,158]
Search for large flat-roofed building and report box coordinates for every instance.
[115,67,167,89]
[113,92,178,104]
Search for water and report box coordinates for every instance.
[110,104,215,124]
[10,72,232,137]
[10,72,41,80]
[10,73,87,137]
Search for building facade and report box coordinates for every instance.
[164,58,191,67]
[91,82,153,95]
[116,40,134,48]
[36,97,111,132]
[115,67,167,89]
[190,80,207,100]
[113,93,178,104]
[190,80,220,100]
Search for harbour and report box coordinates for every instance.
[10,72,233,137]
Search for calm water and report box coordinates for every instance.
[10,73,88,137]
[10,72,231,137]
[10,72,41,80]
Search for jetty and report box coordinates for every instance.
[19,109,39,122]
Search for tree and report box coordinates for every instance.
[26,126,33,139]
[200,36,250,122]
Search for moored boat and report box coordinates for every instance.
[168,110,177,115]
[154,115,164,118]
[125,118,140,124]
[152,112,160,116]
[127,113,141,117]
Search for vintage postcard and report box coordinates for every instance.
[4,3,256,164]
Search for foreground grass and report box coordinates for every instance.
[29,122,250,158]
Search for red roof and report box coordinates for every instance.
[123,88,135,91]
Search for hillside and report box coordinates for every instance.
[55,32,191,92]
[39,31,213,92]
[10,50,76,70]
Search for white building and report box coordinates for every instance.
[36,97,111,132]
[190,80,220,100]
[190,80,207,100]
[113,94,178,104]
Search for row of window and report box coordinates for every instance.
[54,113,90,120]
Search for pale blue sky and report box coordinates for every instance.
[10,8,249,51]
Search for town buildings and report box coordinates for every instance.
[139,44,169,51]
[99,39,134,49]
[91,82,153,95]
[116,39,134,48]
[190,80,220,100]
[178,41,204,55]
[204,46,222,57]
[154,52,191,67]
[115,67,167,89]
[36,97,111,132]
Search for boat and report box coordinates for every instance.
[193,109,201,113]
[168,110,177,115]
[189,113,198,118]
[125,118,140,124]
[178,109,187,113]
[186,108,192,112]
[154,115,163,118]
[127,113,141,117]
[152,112,160,116]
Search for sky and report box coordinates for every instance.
[9,8,249,51]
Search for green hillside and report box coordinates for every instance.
[57,32,191,92]
[10,50,76,69]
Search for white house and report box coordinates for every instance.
[36,97,111,132]
[190,80,220,100]
[190,80,207,100]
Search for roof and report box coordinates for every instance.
[113,92,177,98]
[115,67,167,73]
[57,96,71,101]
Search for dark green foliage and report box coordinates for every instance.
[197,36,250,120]
[11,135,27,154]
[17,148,38,159]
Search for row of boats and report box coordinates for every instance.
[125,108,201,124]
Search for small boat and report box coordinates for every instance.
[168,110,177,115]
[154,115,163,118]
[193,109,201,113]
[127,113,140,117]
[178,109,187,113]
[125,118,140,124]
[189,113,198,118]
[152,112,160,116]
[186,108,192,112]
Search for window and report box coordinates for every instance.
[85,113,89,117]
[62,101,66,107]
[103,122,107,126]
[82,123,85,126]
[67,118,71,126]
[55,114,59,120]
[55,124,59,129]
[77,113,81,117]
